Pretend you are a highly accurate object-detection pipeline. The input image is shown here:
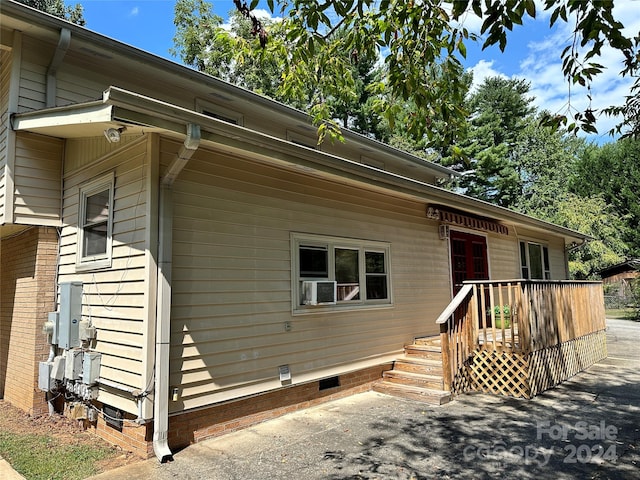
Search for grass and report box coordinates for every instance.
[606,308,638,320]
[0,431,114,480]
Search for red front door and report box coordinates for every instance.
[450,230,489,293]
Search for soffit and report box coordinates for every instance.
[11,87,590,246]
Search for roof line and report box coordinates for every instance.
[3,0,456,179]
[11,86,591,242]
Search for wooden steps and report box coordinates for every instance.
[373,335,451,405]
[373,382,451,405]
[402,344,443,360]
[394,357,443,376]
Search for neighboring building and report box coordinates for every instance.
[600,259,640,306]
[1,2,591,459]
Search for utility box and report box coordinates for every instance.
[43,312,60,345]
[38,362,53,392]
[82,351,101,385]
[58,282,82,349]
[51,355,65,380]
[65,349,83,380]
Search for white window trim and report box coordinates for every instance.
[195,98,244,126]
[291,232,392,314]
[76,172,114,271]
[519,239,551,280]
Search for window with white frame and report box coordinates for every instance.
[292,233,391,311]
[520,241,550,280]
[76,173,114,270]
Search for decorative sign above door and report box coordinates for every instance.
[426,206,509,236]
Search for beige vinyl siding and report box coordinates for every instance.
[13,132,62,225]
[487,229,520,280]
[18,37,106,110]
[18,37,48,112]
[60,49,191,110]
[65,135,144,173]
[55,65,105,106]
[547,236,568,279]
[59,136,152,414]
[0,165,5,225]
[165,137,452,412]
[0,49,11,224]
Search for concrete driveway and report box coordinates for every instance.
[91,318,640,479]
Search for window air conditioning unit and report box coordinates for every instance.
[301,281,337,306]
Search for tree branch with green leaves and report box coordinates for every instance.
[226,0,638,141]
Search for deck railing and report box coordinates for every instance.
[436,280,606,392]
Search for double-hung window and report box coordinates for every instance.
[520,241,550,280]
[293,233,391,311]
[76,173,114,270]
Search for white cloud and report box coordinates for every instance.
[128,7,139,17]
[222,8,282,32]
[465,2,640,142]
[468,60,507,92]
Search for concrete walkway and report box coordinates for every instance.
[0,456,25,480]
[84,317,639,479]
[4,323,635,480]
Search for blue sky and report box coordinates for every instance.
[80,0,640,143]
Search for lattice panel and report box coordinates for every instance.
[575,330,607,368]
[529,330,607,397]
[467,350,531,398]
[528,345,570,396]
[451,365,474,395]
[451,331,607,399]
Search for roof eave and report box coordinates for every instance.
[2,0,456,180]
[12,86,590,245]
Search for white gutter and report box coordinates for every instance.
[46,27,70,107]
[153,124,201,462]
[11,87,592,246]
[6,1,454,179]
[11,86,591,246]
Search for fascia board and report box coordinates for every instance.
[11,86,589,244]
[3,1,456,179]
[11,101,112,131]
[105,87,591,244]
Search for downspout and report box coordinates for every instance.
[153,124,201,462]
[46,28,71,107]
[566,238,589,279]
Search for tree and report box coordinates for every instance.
[506,122,627,279]
[172,0,470,145]
[513,115,587,216]
[173,0,383,140]
[172,0,282,100]
[570,138,640,257]
[448,77,536,207]
[226,0,638,140]
[546,194,628,279]
[17,0,85,25]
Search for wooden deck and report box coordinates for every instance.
[436,280,607,398]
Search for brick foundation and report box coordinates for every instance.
[93,410,154,459]
[93,363,391,458]
[0,227,58,415]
